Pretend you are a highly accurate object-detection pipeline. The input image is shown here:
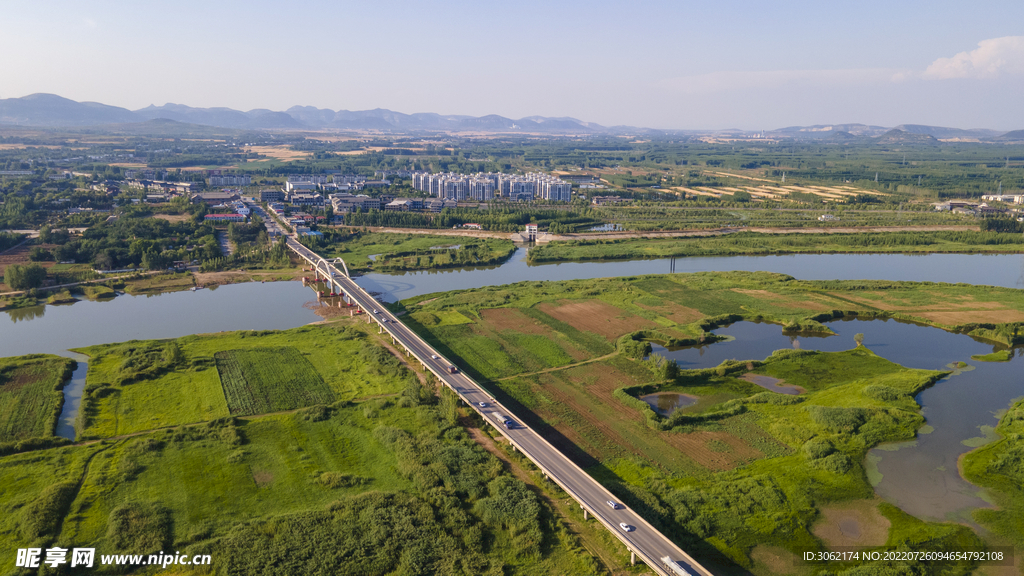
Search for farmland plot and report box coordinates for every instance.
[215,348,336,416]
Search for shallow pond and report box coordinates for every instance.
[652,319,1024,523]
[640,391,698,416]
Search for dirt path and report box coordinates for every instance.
[548,224,979,243]
[497,352,620,382]
[461,417,624,575]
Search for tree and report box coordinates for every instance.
[28,247,53,261]
[4,263,46,290]
[854,333,865,346]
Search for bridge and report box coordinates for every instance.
[283,234,714,576]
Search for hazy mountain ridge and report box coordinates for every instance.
[0,94,1019,139]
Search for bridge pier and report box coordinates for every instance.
[582,506,588,520]
[630,551,636,566]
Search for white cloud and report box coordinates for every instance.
[923,36,1024,79]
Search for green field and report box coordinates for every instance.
[73,324,415,439]
[215,347,336,416]
[529,230,1024,263]
[402,273,1016,574]
[0,390,600,575]
[0,355,75,442]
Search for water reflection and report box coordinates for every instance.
[640,392,698,416]
[4,304,46,323]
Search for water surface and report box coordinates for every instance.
[357,248,1024,302]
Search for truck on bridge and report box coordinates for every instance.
[491,413,513,429]
[662,557,694,576]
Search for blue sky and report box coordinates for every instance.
[3,0,1023,129]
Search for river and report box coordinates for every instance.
[356,248,1024,302]
[3,248,1023,526]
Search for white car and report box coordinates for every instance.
[619,523,634,532]
[478,402,487,408]
[431,354,438,359]
[373,309,379,314]
[606,500,620,510]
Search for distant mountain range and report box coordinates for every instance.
[0,93,621,134]
[0,93,1021,141]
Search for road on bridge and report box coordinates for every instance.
[281,230,712,576]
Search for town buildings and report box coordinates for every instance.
[411,171,573,202]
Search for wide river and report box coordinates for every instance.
[2,248,1023,527]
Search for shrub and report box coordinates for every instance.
[317,472,367,489]
[809,452,853,474]
[802,437,836,460]
[21,482,77,539]
[863,385,906,402]
[106,502,172,555]
[807,405,869,432]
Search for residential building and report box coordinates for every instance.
[208,172,251,186]
[259,189,285,202]
[191,191,240,204]
[288,193,325,207]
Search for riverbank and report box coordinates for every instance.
[529,229,1024,263]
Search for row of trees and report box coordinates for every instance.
[3,263,46,290]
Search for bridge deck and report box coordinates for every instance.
[283,234,713,576]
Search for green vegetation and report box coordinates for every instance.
[72,324,415,439]
[403,273,1014,574]
[0,354,75,442]
[970,350,1013,362]
[3,262,47,290]
[215,347,336,416]
[962,398,1024,549]
[529,230,1024,263]
[0,372,599,575]
[302,229,515,272]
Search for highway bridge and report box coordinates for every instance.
[282,233,714,576]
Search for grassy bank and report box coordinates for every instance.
[528,230,1024,263]
[0,354,76,442]
[401,272,1015,574]
[304,230,516,272]
[962,398,1024,549]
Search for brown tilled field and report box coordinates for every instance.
[480,308,548,335]
[537,299,658,339]
[0,244,56,276]
[659,429,765,471]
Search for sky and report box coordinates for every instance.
[2,0,1024,130]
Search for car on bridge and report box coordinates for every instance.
[478,401,487,408]
[619,523,634,532]
[607,500,621,510]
